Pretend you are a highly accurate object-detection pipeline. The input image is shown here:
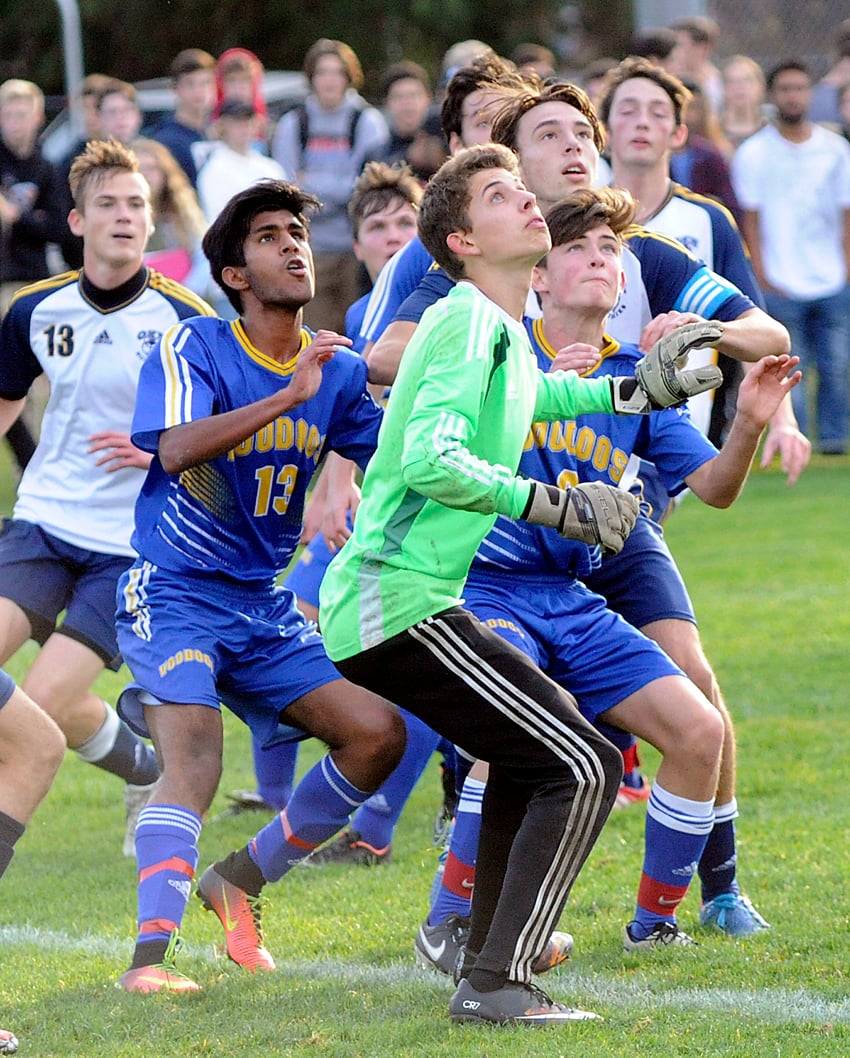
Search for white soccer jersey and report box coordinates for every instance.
[0,269,212,556]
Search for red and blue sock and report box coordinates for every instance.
[631,783,714,939]
[249,754,371,882]
[428,774,484,926]
[131,803,201,967]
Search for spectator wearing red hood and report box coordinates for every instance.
[213,48,268,146]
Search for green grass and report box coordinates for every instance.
[1,453,850,1056]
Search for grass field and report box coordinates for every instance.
[1,452,849,1057]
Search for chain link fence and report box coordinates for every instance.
[709,0,846,75]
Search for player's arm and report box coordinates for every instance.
[640,305,788,363]
[0,396,25,440]
[744,360,811,487]
[635,231,789,360]
[365,320,417,385]
[401,311,637,553]
[738,209,772,293]
[685,354,802,507]
[638,307,808,484]
[157,330,345,475]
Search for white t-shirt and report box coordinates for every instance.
[197,144,286,225]
[731,123,850,299]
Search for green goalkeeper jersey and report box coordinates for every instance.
[319,282,614,660]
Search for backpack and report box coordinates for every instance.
[294,102,365,154]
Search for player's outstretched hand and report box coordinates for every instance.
[88,431,153,472]
[522,480,639,554]
[761,423,811,487]
[287,330,352,407]
[736,354,802,429]
[735,354,808,486]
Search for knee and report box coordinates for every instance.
[683,700,725,774]
[26,712,66,785]
[356,705,407,774]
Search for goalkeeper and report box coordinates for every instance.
[320,145,722,1027]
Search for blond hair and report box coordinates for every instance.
[68,138,141,211]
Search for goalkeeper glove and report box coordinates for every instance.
[610,320,725,414]
[521,480,639,555]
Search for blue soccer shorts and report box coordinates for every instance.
[462,569,682,725]
[0,519,127,668]
[115,560,342,747]
[583,513,696,628]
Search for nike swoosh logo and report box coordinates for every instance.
[220,888,239,932]
[418,930,446,962]
[657,896,680,906]
[461,878,475,890]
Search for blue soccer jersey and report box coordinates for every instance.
[525,320,719,493]
[644,183,763,306]
[130,316,383,585]
[470,322,717,581]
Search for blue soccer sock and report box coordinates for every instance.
[632,783,714,939]
[251,735,299,810]
[132,804,201,963]
[349,709,439,850]
[428,775,484,926]
[698,798,740,902]
[249,754,371,882]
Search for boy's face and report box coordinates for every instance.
[98,92,142,145]
[451,166,550,270]
[450,88,505,152]
[514,100,599,209]
[533,222,624,315]
[176,69,215,116]
[0,98,42,153]
[223,71,255,104]
[226,208,315,309]
[353,196,418,281]
[69,170,153,268]
[312,54,349,109]
[606,77,685,171]
[385,76,431,136]
[218,114,259,153]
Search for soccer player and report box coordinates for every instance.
[589,58,806,929]
[417,188,799,969]
[0,668,66,1057]
[226,161,425,823]
[596,55,809,472]
[113,179,406,994]
[319,143,718,1025]
[0,139,213,857]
